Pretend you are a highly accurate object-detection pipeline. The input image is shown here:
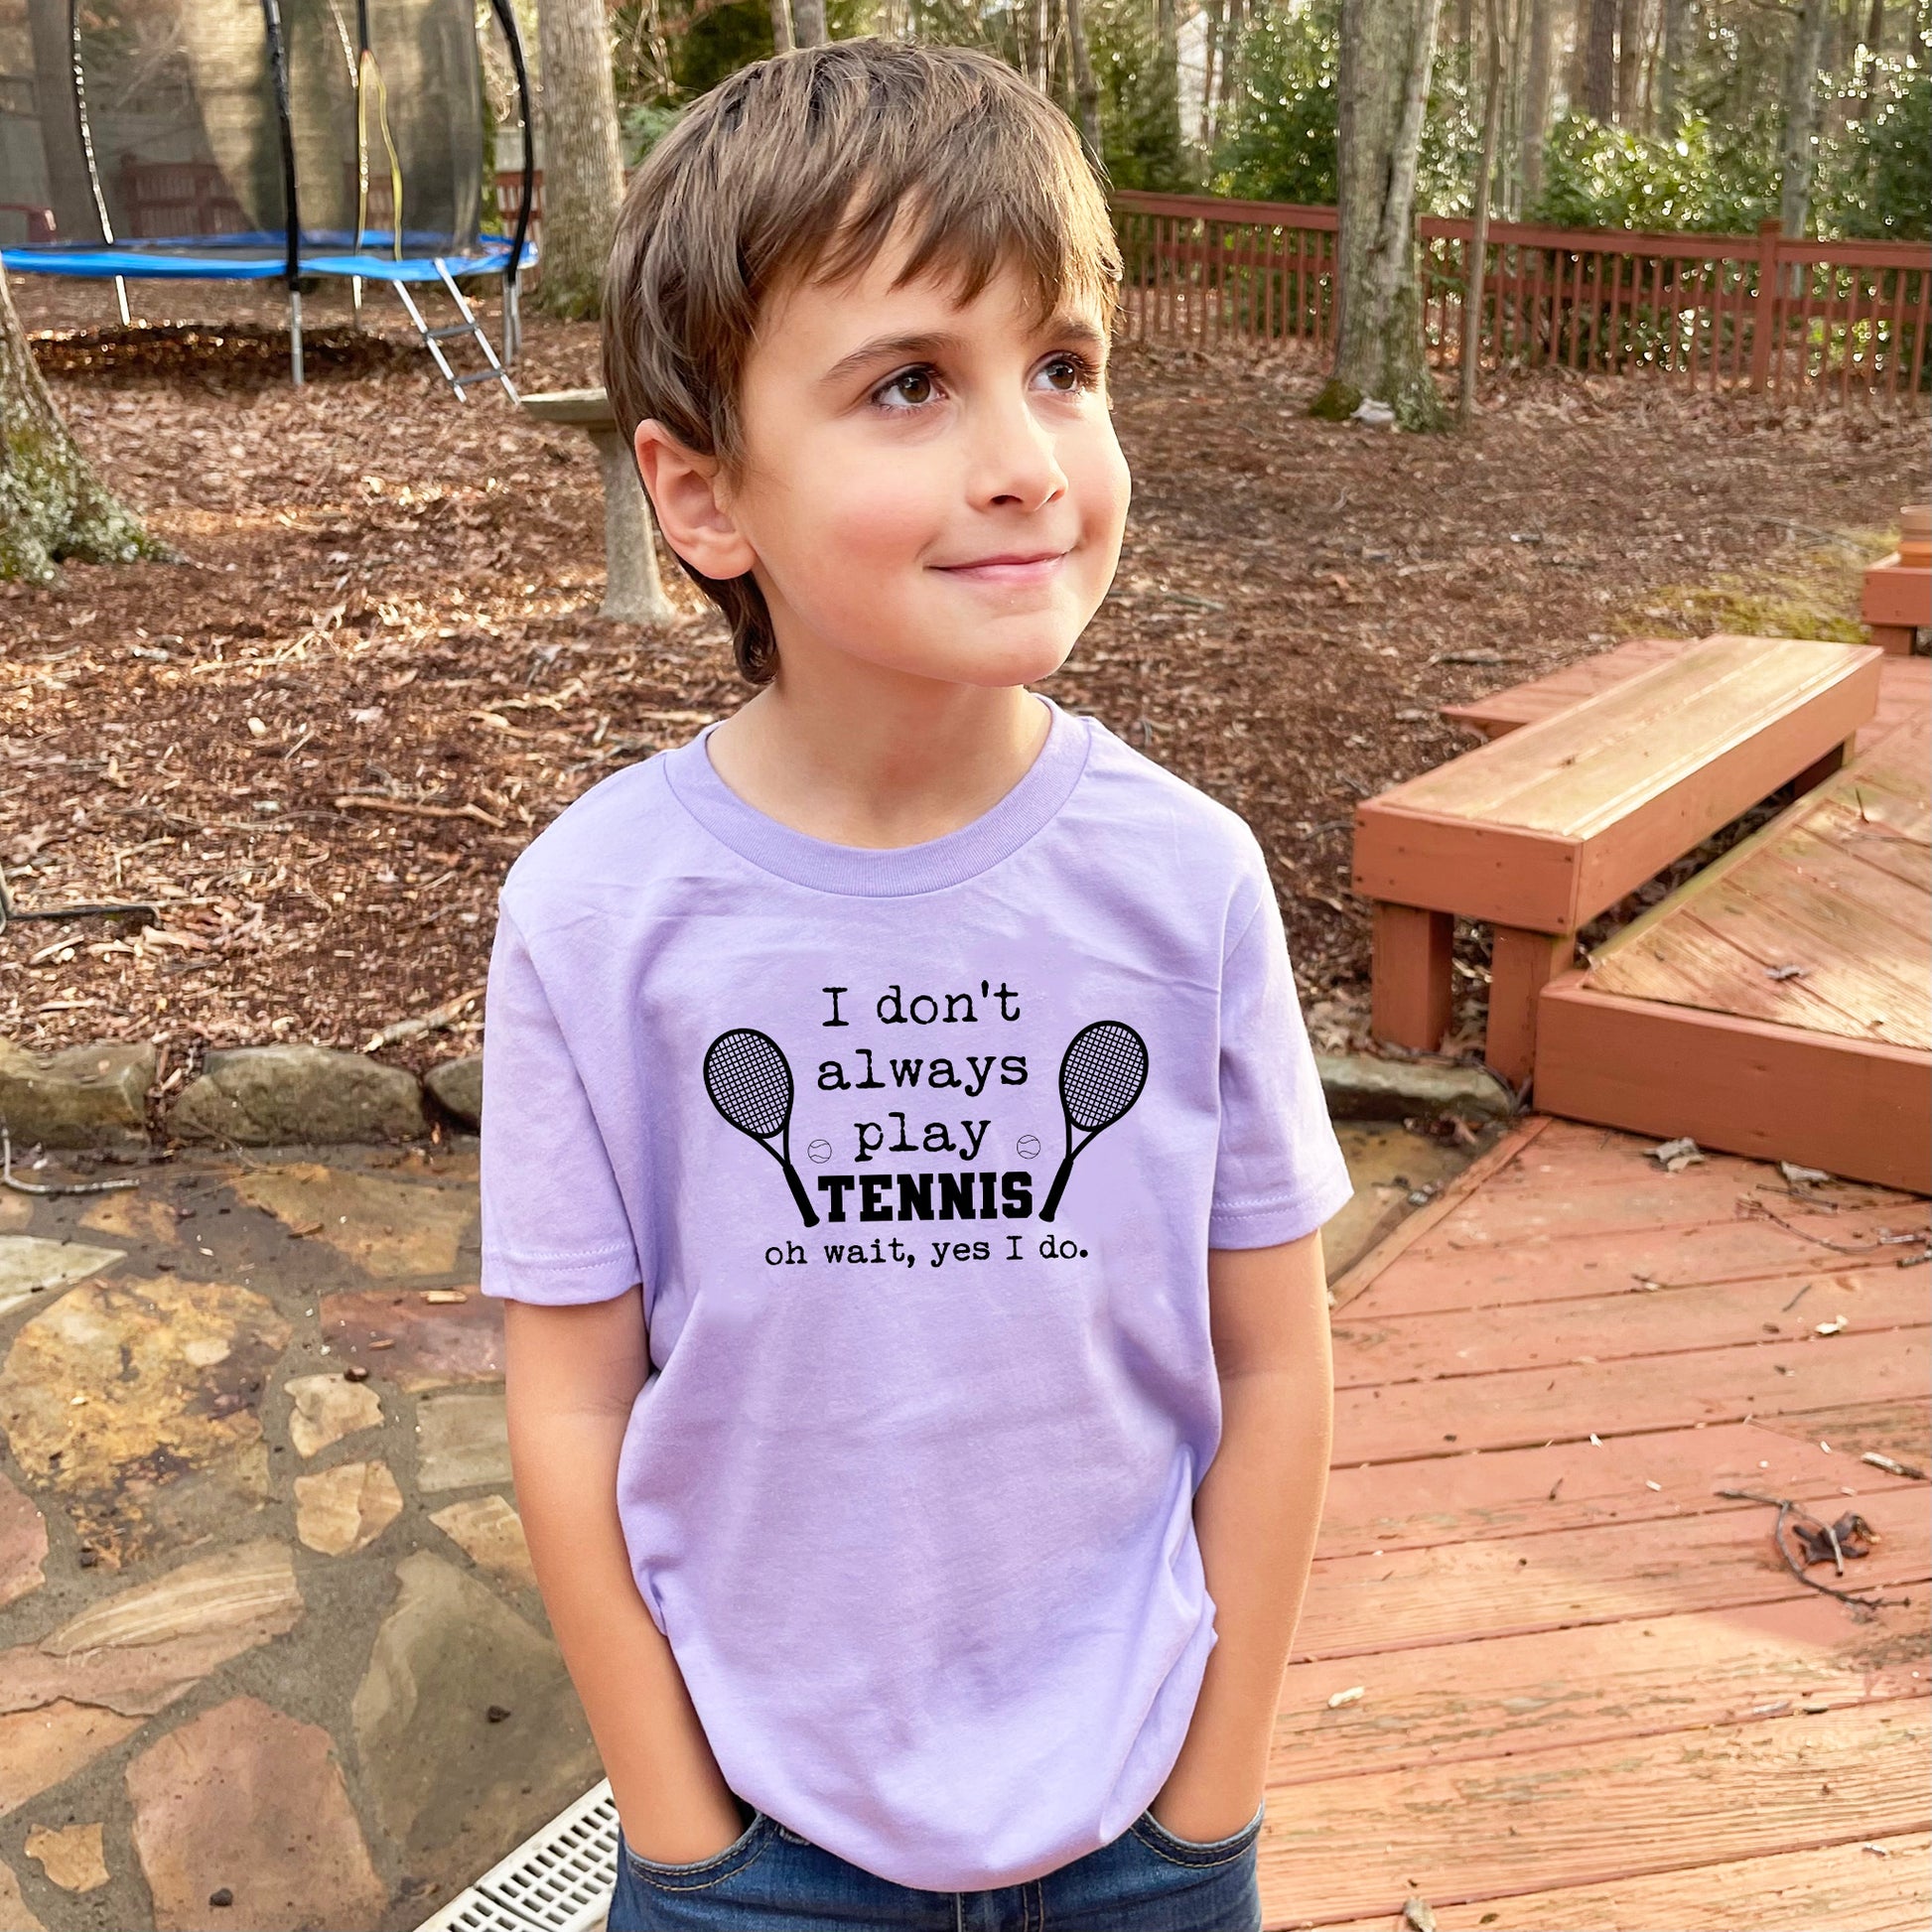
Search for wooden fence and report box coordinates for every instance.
[1112,191,1932,402]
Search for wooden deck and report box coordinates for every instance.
[1264,1118,1930,1931]
[1537,659,1930,1192]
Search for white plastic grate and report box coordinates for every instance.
[415,1781,619,1932]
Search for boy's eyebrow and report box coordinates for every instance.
[820,313,1108,387]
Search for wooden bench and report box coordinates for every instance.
[1439,637,1686,741]
[1353,634,1883,1087]
[519,388,673,625]
[1863,503,1930,656]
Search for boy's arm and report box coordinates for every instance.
[1151,1228,1332,1843]
[503,1292,750,1863]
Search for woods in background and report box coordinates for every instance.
[586,0,1926,243]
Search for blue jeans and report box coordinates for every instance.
[609,1802,1265,1930]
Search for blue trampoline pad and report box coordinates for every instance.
[1,235,531,282]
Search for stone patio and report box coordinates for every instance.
[0,1123,1471,1932]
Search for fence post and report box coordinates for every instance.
[1747,216,1781,390]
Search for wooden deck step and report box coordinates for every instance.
[1538,709,1931,1191]
[1311,1831,1931,1932]
[1319,1410,1928,1555]
[1295,1481,1927,1659]
[1260,1703,1928,1926]
[1273,1592,1926,1787]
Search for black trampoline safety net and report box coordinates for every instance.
[0,0,522,266]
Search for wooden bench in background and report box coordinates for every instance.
[1354,634,1883,1087]
[1863,502,1931,656]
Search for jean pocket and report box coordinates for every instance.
[1129,1800,1265,1866]
[618,1810,771,1888]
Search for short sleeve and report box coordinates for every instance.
[1208,875,1354,1249]
[479,904,643,1304]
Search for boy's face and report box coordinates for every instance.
[703,233,1130,691]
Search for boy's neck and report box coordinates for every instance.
[704,662,1052,851]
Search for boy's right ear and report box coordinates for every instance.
[632,421,756,582]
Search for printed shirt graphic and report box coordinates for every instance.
[481,699,1352,1890]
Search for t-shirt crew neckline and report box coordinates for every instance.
[662,693,1091,897]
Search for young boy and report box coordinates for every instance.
[482,38,1351,1931]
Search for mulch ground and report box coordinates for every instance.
[2,274,1922,1082]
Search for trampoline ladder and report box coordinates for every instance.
[394,261,519,403]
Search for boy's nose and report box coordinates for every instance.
[968,394,1067,513]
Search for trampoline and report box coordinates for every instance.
[0,0,535,392]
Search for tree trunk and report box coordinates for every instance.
[1584,0,1616,117]
[1778,0,1831,237]
[1217,0,1248,132]
[1522,0,1554,204]
[1858,0,1883,117]
[0,262,156,583]
[1461,0,1505,420]
[769,0,795,55]
[1156,0,1183,162]
[1614,0,1641,120]
[1658,0,1687,124]
[1063,0,1104,159]
[1317,0,1448,430]
[534,0,626,318]
[791,0,829,47]
[1200,0,1225,144]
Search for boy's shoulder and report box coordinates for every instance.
[1070,715,1269,880]
[498,748,684,923]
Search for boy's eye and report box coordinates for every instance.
[1037,351,1099,393]
[875,366,936,409]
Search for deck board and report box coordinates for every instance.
[1317,1409,1927,1554]
[1272,1593,1926,1786]
[1313,1833,1932,1932]
[1260,1704,1928,1926]
[1261,1118,1932,1930]
[1330,1267,1927,1386]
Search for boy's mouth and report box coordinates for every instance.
[933,550,1068,587]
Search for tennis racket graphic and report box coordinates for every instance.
[703,1029,819,1228]
[1039,1020,1149,1223]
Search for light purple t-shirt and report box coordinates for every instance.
[480,695,1351,1890]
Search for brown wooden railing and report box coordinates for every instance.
[1112,191,1932,402]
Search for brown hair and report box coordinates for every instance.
[601,38,1121,685]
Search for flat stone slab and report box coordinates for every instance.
[0,1040,155,1151]
[1318,1052,1515,1123]
[233,1163,474,1278]
[25,1821,107,1893]
[425,1054,483,1128]
[125,1695,386,1932]
[0,1701,143,1820]
[284,1372,383,1458]
[170,1046,424,1146]
[351,1553,599,1895]
[0,1276,289,1566]
[0,1857,46,1930]
[430,1494,537,1591]
[324,1286,502,1390]
[0,1234,122,1319]
[1,1541,303,1719]
[0,1470,48,1609]
[416,1389,510,1493]
[294,1460,403,1557]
